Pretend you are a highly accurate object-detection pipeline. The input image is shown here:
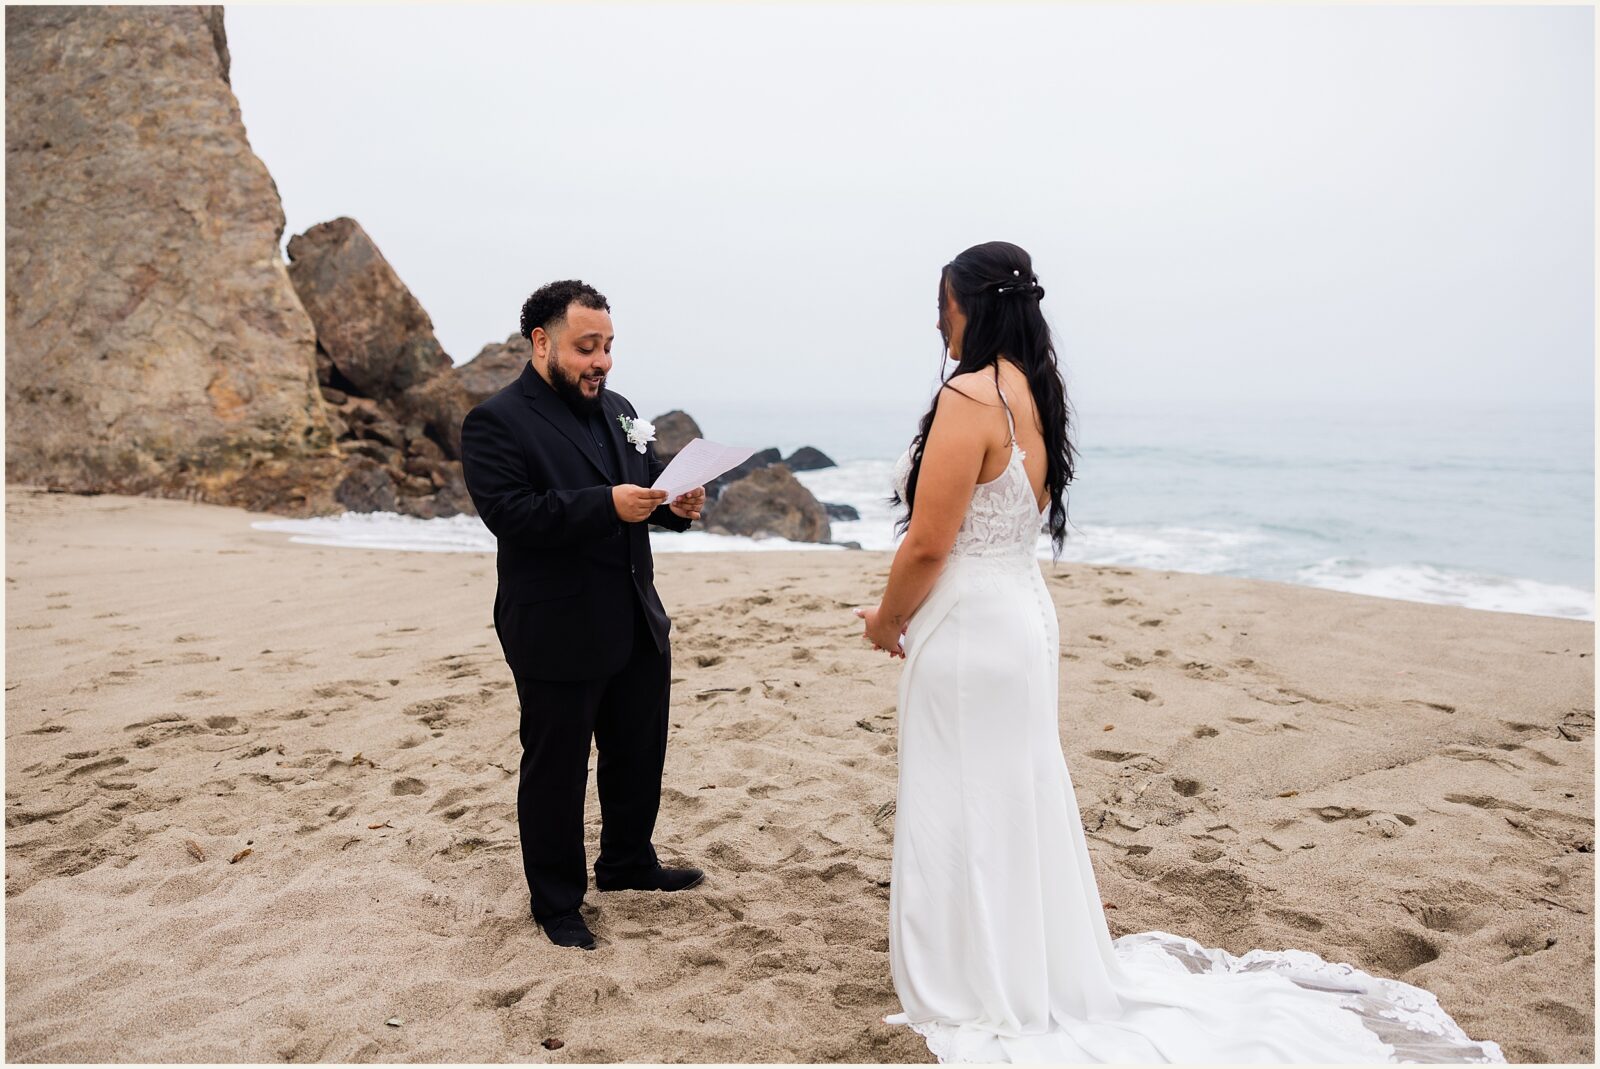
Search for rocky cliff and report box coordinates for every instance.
[4,6,340,513]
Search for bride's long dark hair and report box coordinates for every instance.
[894,241,1078,557]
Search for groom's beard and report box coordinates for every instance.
[548,359,606,415]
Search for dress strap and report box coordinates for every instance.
[993,365,1017,446]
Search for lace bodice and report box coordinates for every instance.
[892,386,1046,563]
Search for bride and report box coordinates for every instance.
[854,241,1505,1063]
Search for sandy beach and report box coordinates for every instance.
[4,488,1592,1063]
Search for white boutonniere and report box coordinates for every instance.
[617,414,656,454]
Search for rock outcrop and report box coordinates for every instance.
[707,447,782,501]
[701,464,831,543]
[284,216,473,455]
[649,410,702,464]
[784,446,837,472]
[286,217,451,398]
[285,217,492,519]
[455,334,532,408]
[4,5,339,512]
[2,7,841,532]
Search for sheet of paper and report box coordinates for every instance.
[651,438,757,499]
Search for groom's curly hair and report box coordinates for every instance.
[519,280,610,340]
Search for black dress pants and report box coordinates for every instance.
[509,598,670,921]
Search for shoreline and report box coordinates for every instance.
[6,488,1593,1062]
[236,488,1597,623]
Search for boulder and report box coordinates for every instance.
[285,216,451,401]
[342,439,402,468]
[333,456,399,513]
[397,370,471,458]
[455,333,531,407]
[707,447,782,501]
[4,5,337,509]
[649,410,703,464]
[823,502,860,521]
[405,432,445,464]
[784,445,837,471]
[701,464,831,543]
[395,459,471,519]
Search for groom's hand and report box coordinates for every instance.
[613,484,669,522]
[669,486,705,521]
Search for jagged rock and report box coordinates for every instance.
[191,454,346,516]
[333,457,399,513]
[396,462,470,519]
[398,473,434,497]
[342,439,402,469]
[650,410,703,464]
[405,433,445,464]
[351,417,403,450]
[707,447,782,501]
[333,395,380,422]
[398,371,470,459]
[402,455,433,478]
[454,334,531,407]
[823,502,860,521]
[784,446,836,471]
[4,5,336,509]
[702,464,831,543]
[285,216,451,401]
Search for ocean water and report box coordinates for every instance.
[254,399,1595,621]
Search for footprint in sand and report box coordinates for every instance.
[1557,707,1593,742]
[436,835,501,861]
[204,716,250,736]
[1353,926,1440,975]
[1492,741,1562,767]
[1182,661,1229,681]
[1399,896,1483,935]
[1268,906,1327,933]
[1494,921,1559,962]
[64,755,129,780]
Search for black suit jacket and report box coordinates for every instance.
[460,362,691,682]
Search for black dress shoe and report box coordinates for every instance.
[596,865,705,893]
[539,910,596,950]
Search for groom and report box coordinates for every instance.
[460,279,706,950]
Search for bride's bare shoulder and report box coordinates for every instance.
[940,371,1002,409]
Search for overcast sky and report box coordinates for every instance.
[226,4,1593,416]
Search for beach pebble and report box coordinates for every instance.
[386,1017,403,1027]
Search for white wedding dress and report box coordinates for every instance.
[883,389,1505,1064]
